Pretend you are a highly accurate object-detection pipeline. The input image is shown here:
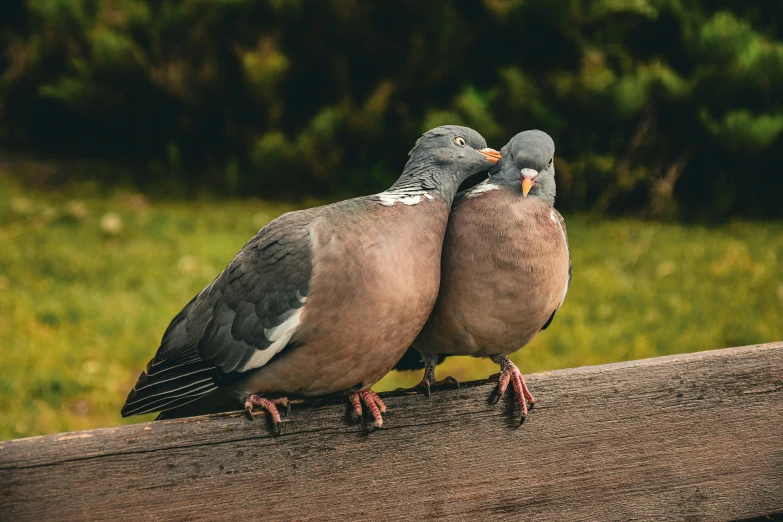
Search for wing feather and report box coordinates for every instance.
[122,210,317,417]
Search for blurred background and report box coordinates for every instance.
[1,0,782,439]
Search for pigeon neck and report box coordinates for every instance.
[390,162,460,206]
[530,175,556,206]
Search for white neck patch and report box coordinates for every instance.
[377,190,435,206]
[465,180,499,198]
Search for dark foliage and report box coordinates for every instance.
[1,0,782,218]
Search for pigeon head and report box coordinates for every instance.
[394,125,501,203]
[407,125,501,171]
[490,130,556,204]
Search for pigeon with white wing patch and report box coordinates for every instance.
[121,125,500,433]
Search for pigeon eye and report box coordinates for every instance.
[454,136,466,147]
[548,157,554,166]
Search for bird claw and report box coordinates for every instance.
[349,390,386,429]
[439,376,460,389]
[244,394,290,436]
[395,377,458,398]
[489,357,536,426]
[273,397,292,417]
[422,364,435,398]
[392,378,432,397]
[444,376,459,386]
[425,376,460,397]
[407,372,459,399]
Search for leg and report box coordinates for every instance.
[421,355,437,398]
[398,353,459,397]
[245,394,291,435]
[489,355,536,425]
[349,390,387,428]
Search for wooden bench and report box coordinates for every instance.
[1,342,782,521]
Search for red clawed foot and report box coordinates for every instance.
[245,395,291,435]
[349,390,387,428]
[491,356,536,425]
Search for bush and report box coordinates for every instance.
[1,0,782,219]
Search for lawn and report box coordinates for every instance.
[1,178,782,440]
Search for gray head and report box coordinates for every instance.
[393,125,500,203]
[490,130,556,205]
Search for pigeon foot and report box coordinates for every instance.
[418,355,459,397]
[421,374,461,398]
[394,374,460,397]
[245,395,290,435]
[349,390,386,428]
[489,356,536,425]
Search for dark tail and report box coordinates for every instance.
[121,355,218,417]
[155,392,238,420]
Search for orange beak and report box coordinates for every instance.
[478,148,501,164]
[522,178,534,197]
[520,168,538,197]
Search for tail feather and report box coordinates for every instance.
[127,374,215,407]
[155,393,240,420]
[134,364,214,395]
[122,381,216,417]
[122,356,219,417]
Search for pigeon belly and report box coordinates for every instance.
[414,190,570,358]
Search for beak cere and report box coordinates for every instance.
[521,168,538,197]
[478,148,502,164]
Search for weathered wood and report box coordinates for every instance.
[1,342,782,522]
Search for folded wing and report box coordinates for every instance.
[121,212,314,417]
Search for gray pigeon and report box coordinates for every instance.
[121,125,500,432]
[394,130,570,424]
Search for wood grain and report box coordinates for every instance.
[1,342,782,521]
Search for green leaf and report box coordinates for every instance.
[700,108,783,151]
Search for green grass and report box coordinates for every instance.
[1,178,782,440]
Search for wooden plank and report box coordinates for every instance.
[1,342,782,521]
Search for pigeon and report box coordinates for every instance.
[394,130,570,424]
[121,125,501,433]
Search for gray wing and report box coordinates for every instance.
[121,210,314,417]
[196,215,313,373]
[541,208,571,331]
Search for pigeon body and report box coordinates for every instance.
[231,198,450,397]
[414,187,569,356]
[122,125,500,429]
[397,130,570,422]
